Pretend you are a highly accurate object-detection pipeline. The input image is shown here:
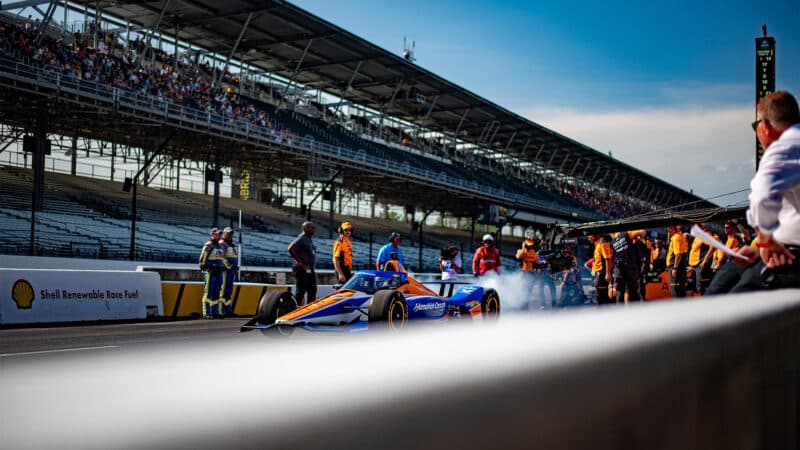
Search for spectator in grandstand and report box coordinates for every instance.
[376,232,405,271]
[288,221,317,305]
[199,227,225,319]
[587,234,613,305]
[472,234,503,277]
[333,221,354,283]
[219,227,238,316]
[722,91,800,291]
[666,225,689,298]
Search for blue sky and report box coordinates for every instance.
[293,0,799,206]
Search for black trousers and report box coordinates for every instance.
[594,273,612,305]
[293,266,317,305]
[615,263,641,303]
[669,258,688,298]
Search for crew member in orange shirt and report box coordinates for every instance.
[333,221,354,283]
[516,238,552,309]
[588,234,614,305]
[667,225,689,298]
[687,223,712,294]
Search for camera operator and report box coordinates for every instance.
[557,247,585,307]
[439,246,458,281]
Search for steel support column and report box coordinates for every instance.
[277,39,313,111]
[570,157,582,176]
[329,60,363,121]
[214,12,253,88]
[534,143,545,162]
[136,0,171,68]
[33,1,57,46]
[503,131,517,153]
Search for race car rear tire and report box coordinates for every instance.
[368,290,408,330]
[256,290,297,326]
[481,289,500,319]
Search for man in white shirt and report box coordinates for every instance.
[737,91,800,289]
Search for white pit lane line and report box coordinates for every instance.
[0,345,119,357]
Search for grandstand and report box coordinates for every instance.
[0,2,712,272]
[0,165,475,271]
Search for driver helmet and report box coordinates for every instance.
[389,232,401,242]
[523,238,536,249]
[482,234,494,244]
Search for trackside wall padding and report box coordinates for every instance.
[160,282,291,318]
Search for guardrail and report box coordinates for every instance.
[0,57,604,221]
[1,290,798,448]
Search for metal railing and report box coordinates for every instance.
[0,57,604,221]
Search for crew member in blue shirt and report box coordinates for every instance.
[376,232,405,271]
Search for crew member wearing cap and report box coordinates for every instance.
[219,227,238,316]
[516,238,544,309]
[333,221,354,283]
[666,225,689,298]
[473,234,503,277]
[588,234,614,305]
[198,227,225,318]
[376,232,405,271]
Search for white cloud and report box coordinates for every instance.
[522,104,756,206]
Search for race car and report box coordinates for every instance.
[240,270,500,335]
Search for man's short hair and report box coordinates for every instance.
[758,91,800,130]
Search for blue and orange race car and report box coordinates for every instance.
[240,270,500,335]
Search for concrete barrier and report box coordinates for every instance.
[0,269,163,325]
[160,282,336,317]
[2,290,798,449]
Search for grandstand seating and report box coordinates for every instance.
[0,165,488,271]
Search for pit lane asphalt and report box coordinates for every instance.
[0,318,350,358]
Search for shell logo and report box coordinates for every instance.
[12,279,35,309]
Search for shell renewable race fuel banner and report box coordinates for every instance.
[0,269,162,324]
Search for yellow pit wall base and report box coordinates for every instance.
[160,282,290,318]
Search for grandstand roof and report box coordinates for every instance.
[68,0,713,209]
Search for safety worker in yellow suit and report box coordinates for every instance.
[333,221,354,283]
[199,227,225,318]
[219,227,238,317]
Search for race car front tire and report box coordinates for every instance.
[481,288,501,319]
[256,290,298,326]
[368,290,408,330]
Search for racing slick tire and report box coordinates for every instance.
[256,290,297,326]
[481,288,501,320]
[368,290,408,330]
